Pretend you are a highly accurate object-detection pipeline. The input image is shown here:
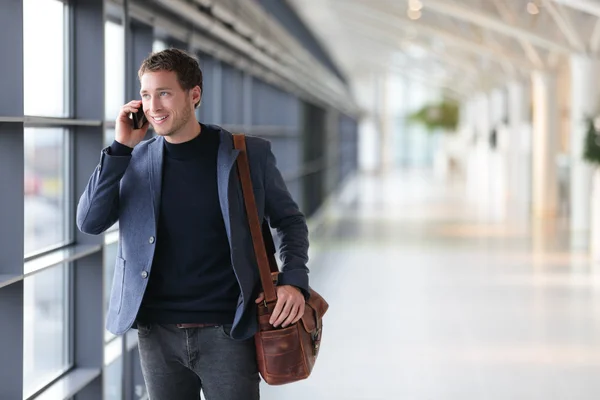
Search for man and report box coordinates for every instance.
[76,48,310,400]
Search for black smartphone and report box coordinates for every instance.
[131,105,147,130]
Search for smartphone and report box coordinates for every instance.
[131,105,147,130]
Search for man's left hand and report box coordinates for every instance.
[255,285,305,328]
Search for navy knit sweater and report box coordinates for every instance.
[110,123,239,325]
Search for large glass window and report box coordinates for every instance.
[24,0,67,117]
[23,263,71,399]
[103,356,123,400]
[104,241,119,342]
[105,21,125,121]
[105,128,115,147]
[153,39,167,52]
[103,335,123,400]
[24,128,70,257]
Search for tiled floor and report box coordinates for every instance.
[261,171,600,400]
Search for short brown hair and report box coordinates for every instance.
[138,48,203,108]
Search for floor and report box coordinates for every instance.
[261,170,600,400]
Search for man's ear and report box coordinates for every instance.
[192,85,201,106]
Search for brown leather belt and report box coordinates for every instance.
[176,323,219,329]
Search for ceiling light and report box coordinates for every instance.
[527,2,539,15]
[409,0,423,11]
[408,9,422,20]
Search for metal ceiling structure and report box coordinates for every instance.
[287,0,600,98]
[108,0,358,114]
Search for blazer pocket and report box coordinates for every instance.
[109,256,126,314]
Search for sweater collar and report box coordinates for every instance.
[163,123,216,160]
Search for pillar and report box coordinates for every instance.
[570,55,600,234]
[531,71,559,218]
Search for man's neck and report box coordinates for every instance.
[164,121,202,144]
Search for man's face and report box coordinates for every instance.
[140,70,200,138]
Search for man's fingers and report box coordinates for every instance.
[272,298,294,327]
[122,106,141,115]
[269,296,288,326]
[281,304,300,328]
[255,292,265,304]
[292,303,305,324]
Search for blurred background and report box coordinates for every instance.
[3,0,600,399]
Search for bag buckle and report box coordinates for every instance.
[312,328,321,355]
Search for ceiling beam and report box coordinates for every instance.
[541,0,586,52]
[396,0,574,54]
[551,0,600,18]
[335,1,536,71]
[491,0,546,68]
[342,19,483,75]
[590,18,600,54]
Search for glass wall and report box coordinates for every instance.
[23,263,71,399]
[22,1,73,397]
[24,128,70,257]
[105,20,125,121]
[23,0,67,117]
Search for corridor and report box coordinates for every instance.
[262,171,600,400]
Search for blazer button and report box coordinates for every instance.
[149,236,155,244]
[141,271,148,279]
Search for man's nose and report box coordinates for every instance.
[149,97,162,113]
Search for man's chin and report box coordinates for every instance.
[153,128,171,137]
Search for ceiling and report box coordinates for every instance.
[286,0,600,98]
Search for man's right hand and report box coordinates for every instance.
[115,100,150,148]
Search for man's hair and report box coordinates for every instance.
[138,48,203,108]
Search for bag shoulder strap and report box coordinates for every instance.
[233,134,277,304]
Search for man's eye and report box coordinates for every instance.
[142,94,150,100]
[160,92,168,96]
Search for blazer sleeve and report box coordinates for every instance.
[76,146,132,235]
[262,141,310,299]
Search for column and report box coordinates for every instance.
[0,2,25,397]
[570,55,600,235]
[507,80,531,215]
[379,72,393,174]
[531,71,559,218]
[489,88,508,220]
[466,92,491,209]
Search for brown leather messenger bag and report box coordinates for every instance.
[233,134,329,385]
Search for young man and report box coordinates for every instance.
[76,48,310,400]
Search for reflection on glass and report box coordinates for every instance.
[24,0,66,117]
[104,243,118,342]
[103,356,123,400]
[24,128,68,257]
[105,21,125,121]
[23,263,71,399]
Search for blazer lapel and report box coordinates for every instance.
[216,128,240,240]
[148,136,164,227]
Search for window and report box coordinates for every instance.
[24,128,70,257]
[103,356,123,400]
[105,21,125,121]
[23,263,71,399]
[23,0,67,117]
[105,128,115,148]
[103,335,123,400]
[153,39,167,52]
[104,242,119,342]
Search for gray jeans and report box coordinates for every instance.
[136,323,260,400]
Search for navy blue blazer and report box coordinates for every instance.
[76,126,310,340]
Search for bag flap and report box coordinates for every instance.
[308,288,328,318]
[300,288,328,333]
